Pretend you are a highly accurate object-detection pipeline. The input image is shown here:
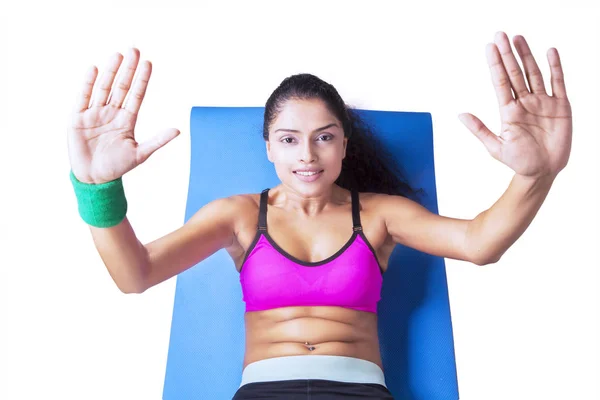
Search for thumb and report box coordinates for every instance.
[136,128,181,164]
[458,113,502,159]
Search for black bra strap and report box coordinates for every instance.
[351,190,362,231]
[258,189,269,231]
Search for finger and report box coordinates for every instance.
[486,43,514,107]
[109,48,140,108]
[548,47,568,99]
[494,31,529,98]
[73,65,98,112]
[92,52,124,107]
[123,60,152,116]
[458,113,502,159]
[136,128,180,164]
[513,35,547,95]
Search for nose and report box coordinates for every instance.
[299,140,317,164]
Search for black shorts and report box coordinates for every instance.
[232,378,395,399]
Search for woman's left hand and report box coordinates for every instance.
[459,32,572,179]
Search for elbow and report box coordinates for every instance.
[471,252,502,266]
[118,283,142,295]
[465,236,502,266]
[116,275,148,295]
[120,279,148,294]
[118,260,151,294]
[465,216,503,266]
[119,286,143,295]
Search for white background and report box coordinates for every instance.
[1,1,598,399]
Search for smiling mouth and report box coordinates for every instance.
[293,170,324,176]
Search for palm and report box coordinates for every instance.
[67,48,179,184]
[460,32,572,178]
[71,106,139,183]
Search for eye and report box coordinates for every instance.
[281,137,295,144]
[318,134,333,141]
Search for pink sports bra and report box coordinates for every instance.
[239,189,384,314]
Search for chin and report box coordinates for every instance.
[285,173,338,196]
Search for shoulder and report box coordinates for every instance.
[223,192,260,208]
[216,192,261,211]
[356,191,415,209]
[188,192,261,224]
[357,191,427,222]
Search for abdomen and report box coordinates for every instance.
[243,306,383,370]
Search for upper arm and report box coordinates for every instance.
[377,193,476,264]
[138,195,242,292]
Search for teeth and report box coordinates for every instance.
[296,171,320,176]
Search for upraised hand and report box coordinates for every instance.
[459,32,572,179]
[67,48,180,184]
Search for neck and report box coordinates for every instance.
[272,183,344,217]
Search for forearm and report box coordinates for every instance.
[467,173,555,265]
[90,216,150,293]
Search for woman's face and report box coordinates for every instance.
[266,98,348,196]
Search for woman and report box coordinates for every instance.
[67,31,572,399]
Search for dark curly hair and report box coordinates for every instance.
[263,73,420,201]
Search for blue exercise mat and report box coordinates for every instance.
[163,107,459,399]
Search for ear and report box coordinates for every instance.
[342,137,348,159]
[266,140,273,163]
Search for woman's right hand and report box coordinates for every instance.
[67,48,180,184]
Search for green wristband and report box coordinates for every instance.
[70,170,128,228]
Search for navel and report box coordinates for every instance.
[304,341,316,351]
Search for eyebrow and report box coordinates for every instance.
[274,123,340,134]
